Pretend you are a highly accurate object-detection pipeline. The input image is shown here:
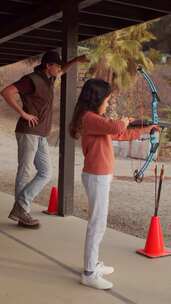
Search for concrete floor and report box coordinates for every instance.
[0,192,171,304]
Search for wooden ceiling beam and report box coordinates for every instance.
[79,25,109,36]
[0,0,41,18]
[79,34,94,41]
[0,45,49,54]
[23,34,62,42]
[82,1,165,22]
[0,0,169,67]
[29,19,108,38]
[79,12,138,30]
[106,0,171,14]
[23,29,61,39]
[0,1,62,44]
[78,0,103,10]
[6,40,60,48]
[6,40,61,51]
[0,51,29,57]
[7,0,34,4]
[38,24,62,33]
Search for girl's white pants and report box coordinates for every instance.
[82,172,112,271]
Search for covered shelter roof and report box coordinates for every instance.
[0,0,170,66]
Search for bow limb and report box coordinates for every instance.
[133,66,159,182]
[134,128,160,182]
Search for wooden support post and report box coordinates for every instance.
[58,1,78,216]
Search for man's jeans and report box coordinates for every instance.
[82,172,112,272]
[15,133,52,212]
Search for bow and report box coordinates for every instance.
[129,66,161,182]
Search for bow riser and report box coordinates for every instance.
[152,93,159,124]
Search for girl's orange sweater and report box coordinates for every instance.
[81,111,150,175]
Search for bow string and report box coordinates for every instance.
[129,65,168,182]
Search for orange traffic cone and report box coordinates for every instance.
[137,216,171,258]
[42,186,58,215]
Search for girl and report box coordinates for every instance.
[70,78,156,290]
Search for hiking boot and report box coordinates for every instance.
[8,202,24,221]
[8,202,40,227]
[17,212,40,227]
[18,220,40,229]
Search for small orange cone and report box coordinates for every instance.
[42,186,58,215]
[137,216,171,258]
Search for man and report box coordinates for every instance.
[1,51,87,228]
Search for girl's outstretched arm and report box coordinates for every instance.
[111,125,159,141]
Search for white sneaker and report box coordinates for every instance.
[96,261,114,275]
[81,271,113,290]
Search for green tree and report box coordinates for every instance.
[80,22,158,119]
[147,48,162,64]
[83,22,156,91]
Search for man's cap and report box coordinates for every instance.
[41,51,62,65]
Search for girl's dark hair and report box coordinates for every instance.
[69,78,112,139]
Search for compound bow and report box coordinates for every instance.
[129,65,170,182]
